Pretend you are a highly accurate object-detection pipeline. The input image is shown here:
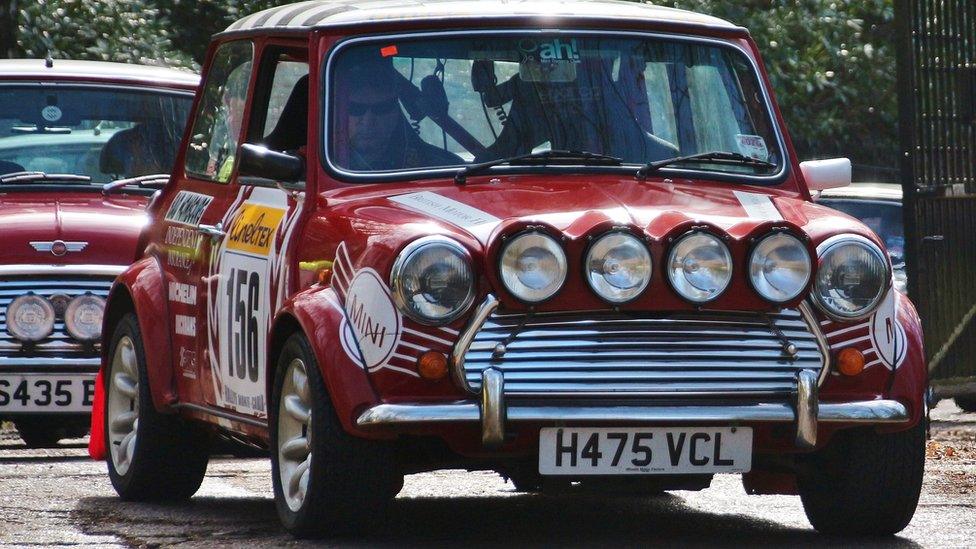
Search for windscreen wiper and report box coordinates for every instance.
[102,173,171,195]
[635,151,776,181]
[455,149,622,185]
[0,171,92,184]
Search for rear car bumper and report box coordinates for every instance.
[356,369,911,449]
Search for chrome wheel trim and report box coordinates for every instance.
[107,336,139,476]
[278,357,312,512]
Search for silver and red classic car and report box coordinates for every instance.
[92,0,927,537]
[0,59,196,446]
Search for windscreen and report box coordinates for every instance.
[0,86,192,183]
[329,33,782,177]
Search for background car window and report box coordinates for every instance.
[184,40,253,183]
[0,87,191,183]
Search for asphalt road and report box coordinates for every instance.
[1,401,973,548]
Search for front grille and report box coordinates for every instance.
[463,308,825,397]
[0,277,113,359]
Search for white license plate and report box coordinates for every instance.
[539,427,752,475]
[0,374,96,413]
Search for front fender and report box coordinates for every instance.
[102,256,176,413]
[885,292,928,430]
[276,286,385,438]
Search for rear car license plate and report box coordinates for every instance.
[539,427,752,475]
[0,374,96,413]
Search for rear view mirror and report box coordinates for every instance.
[800,158,851,191]
[239,143,304,183]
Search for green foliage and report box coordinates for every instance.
[10,0,898,180]
[660,0,898,179]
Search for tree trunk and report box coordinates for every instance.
[0,0,20,58]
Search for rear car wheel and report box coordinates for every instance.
[270,333,402,538]
[798,420,925,535]
[105,313,210,501]
[954,395,976,413]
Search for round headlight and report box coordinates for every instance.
[65,294,106,341]
[500,231,567,302]
[7,294,55,342]
[586,232,652,303]
[813,235,889,320]
[667,231,733,303]
[390,236,475,325]
[748,232,812,303]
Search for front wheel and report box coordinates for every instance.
[270,333,402,538]
[105,313,210,501]
[798,420,925,535]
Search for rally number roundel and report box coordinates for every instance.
[340,268,401,371]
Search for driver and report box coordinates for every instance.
[337,57,462,171]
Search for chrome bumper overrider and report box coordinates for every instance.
[355,368,911,448]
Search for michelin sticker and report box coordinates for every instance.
[165,191,214,227]
[339,268,402,372]
[389,191,500,242]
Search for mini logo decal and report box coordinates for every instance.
[341,268,401,372]
[30,240,87,256]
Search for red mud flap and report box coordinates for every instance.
[88,369,106,460]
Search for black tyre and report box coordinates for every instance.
[270,333,402,538]
[798,420,925,536]
[14,416,68,448]
[954,395,976,413]
[104,313,210,501]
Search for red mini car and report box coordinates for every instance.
[94,0,927,537]
[0,59,196,447]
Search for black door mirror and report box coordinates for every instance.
[239,143,304,183]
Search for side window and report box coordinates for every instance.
[249,50,309,152]
[184,41,254,183]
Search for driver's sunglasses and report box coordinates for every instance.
[348,98,399,116]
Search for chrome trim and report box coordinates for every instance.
[195,222,225,240]
[389,235,476,326]
[795,369,818,449]
[450,294,499,392]
[0,264,127,277]
[812,234,892,322]
[0,357,100,368]
[798,301,832,386]
[322,29,789,185]
[355,399,910,430]
[481,368,505,447]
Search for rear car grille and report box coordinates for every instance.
[0,277,113,360]
[462,308,825,397]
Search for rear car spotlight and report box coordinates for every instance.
[585,232,652,303]
[64,294,106,341]
[667,231,733,303]
[6,294,55,342]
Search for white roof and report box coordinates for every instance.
[225,0,740,33]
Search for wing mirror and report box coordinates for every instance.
[800,158,851,191]
[239,143,304,183]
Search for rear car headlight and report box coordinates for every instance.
[748,232,812,303]
[813,235,890,320]
[667,231,732,303]
[7,294,55,342]
[499,231,567,302]
[390,236,475,325]
[586,232,652,303]
[65,294,106,341]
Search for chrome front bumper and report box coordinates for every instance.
[355,369,911,449]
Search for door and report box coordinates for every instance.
[896,0,976,396]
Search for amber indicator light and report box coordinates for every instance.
[417,351,448,380]
[836,347,865,376]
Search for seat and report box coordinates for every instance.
[262,75,308,152]
[0,160,25,174]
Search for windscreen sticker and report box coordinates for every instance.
[41,106,62,122]
[165,191,214,227]
[389,191,501,242]
[733,190,783,221]
[735,134,770,162]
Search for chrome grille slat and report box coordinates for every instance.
[0,276,114,359]
[463,308,826,397]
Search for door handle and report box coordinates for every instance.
[196,222,225,240]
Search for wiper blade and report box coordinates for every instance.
[455,149,622,185]
[102,173,171,195]
[0,171,92,184]
[635,151,776,181]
